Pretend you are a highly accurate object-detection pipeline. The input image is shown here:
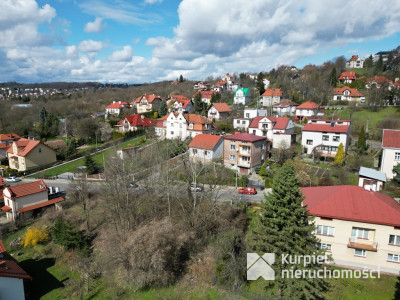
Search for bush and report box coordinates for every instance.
[51,218,88,253]
[23,226,50,247]
[265,178,272,188]
[318,177,333,186]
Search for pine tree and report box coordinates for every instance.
[328,67,337,87]
[84,154,96,174]
[66,139,77,157]
[257,72,265,95]
[393,164,400,184]
[194,92,203,112]
[333,143,345,166]
[158,101,168,117]
[179,74,184,82]
[249,162,328,299]
[357,125,366,152]
[210,92,217,104]
[39,107,48,125]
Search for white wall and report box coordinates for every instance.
[272,134,293,149]
[0,276,25,300]
[380,148,400,180]
[302,131,349,155]
[233,119,251,130]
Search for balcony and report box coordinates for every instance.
[239,146,251,156]
[347,237,378,252]
[238,159,251,168]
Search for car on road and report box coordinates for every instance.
[238,186,257,195]
[190,184,204,192]
[5,176,21,183]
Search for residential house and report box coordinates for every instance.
[222,73,233,85]
[301,119,351,157]
[0,133,21,146]
[295,100,324,120]
[338,72,357,84]
[233,117,252,131]
[248,116,295,149]
[380,129,400,180]
[7,138,57,172]
[155,114,169,138]
[0,144,7,160]
[243,108,267,119]
[207,103,232,120]
[105,101,129,116]
[193,81,210,90]
[167,95,193,113]
[263,78,270,90]
[223,133,268,174]
[164,113,214,140]
[332,86,365,102]
[212,80,227,93]
[1,180,64,222]
[44,140,68,152]
[0,240,31,300]
[346,55,364,68]
[366,76,394,90]
[234,88,251,105]
[260,88,283,107]
[358,167,386,192]
[133,94,164,114]
[193,91,216,105]
[188,134,223,163]
[115,114,156,133]
[302,185,400,275]
[272,100,299,116]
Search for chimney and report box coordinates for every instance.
[141,115,145,120]
[113,100,116,103]
[119,101,122,104]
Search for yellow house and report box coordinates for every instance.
[132,94,163,114]
[302,185,400,275]
[6,138,57,172]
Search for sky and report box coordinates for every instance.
[1,0,400,84]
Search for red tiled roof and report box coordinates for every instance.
[18,196,64,213]
[348,55,359,62]
[296,100,319,110]
[0,144,7,149]
[193,91,215,99]
[274,117,290,130]
[183,114,213,125]
[382,129,400,148]
[134,94,162,104]
[0,175,4,187]
[1,206,11,212]
[261,88,282,97]
[0,133,20,142]
[5,180,47,199]
[155,114,170,128]
[210,103,231,113]
[249,116,290,130]
[117,114,156,127]
[302,123,350,133]
[338,72,357,80]
[168,95,190,102]
[333,86,364,97]
[224,133,266,143]
[0,240,31,280]
[188,134,222,150]
[0,241,5,255]
[249,116,265,128]
[273,100,299,108]
[366,76,393,85]
[169,98,192,109]
[106,101,128,109]
[6,138,43,157]
[302,185,400,227]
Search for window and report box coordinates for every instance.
[322,135,329,141]
[333,136,340,142]
[230,144,236,150]
[237,120,240,124]
[171,123,174,127]
[204,151,209,156]
[316,225,334,236]
[229,155,236,161]
[38,148,42,153]
[242,121,246,124]
[354,249,366,257]
[316,243,332,251]
[388,253,400,262]
[352,227,369,239]
[389,235,400,245]
[395,152,400,161]
[253,130,256,134]
[179,124,183,128]
[330,146,338,152]
[261,144,265,150]
[192,149,197,155]
[306,139,313,145]
[170,131,174,135]
[245,113,250,118]
[242,156,250,162]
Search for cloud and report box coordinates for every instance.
[144,0,163,3]
[109,46,133,61]
[84,17,105,33]
[79,40,104,52]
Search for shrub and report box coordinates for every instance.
[51,218,88,253]
[265,178,272,188]
[318,177,333,186]
[23,226,50,248]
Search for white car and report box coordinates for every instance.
[5,176,21,183]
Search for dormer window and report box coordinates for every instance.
[189,124,193,129]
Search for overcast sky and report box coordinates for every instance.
[1,0,400,83]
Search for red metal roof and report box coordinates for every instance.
[302,123,350,133]
[0,241,31,280]
[5,180,47,199]
[296,100,319,110]
[224,133,266,143]
[18,196,64,213]
[302,185,400,227]
[118,114,156,127]
[382,129,400,148]
[188,134,222,150]
[210,103,231,113]
[274,117,290,130]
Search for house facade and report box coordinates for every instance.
[105,101,129,115]
[366,76,394,90]
[243,108,267,119]
[302,185,400,275]
[193,91,215,105]
[380,129,400,180]
[358,167,386,192]
[333,86,365,102]
[295,100,324,120]
[338,72,357,84]
[7,138,57,172]
[207,103,232,120]
[1,180,63,221]
[115,114,156,133]
[223,133,268,174]
[234,88,251,105]
[167,95,193,113]
[133,94,163,114]
[233,118,252,131]
[260,88,283,107]
[188,134,223,163]
[301,119,351,157]
[162,113,214,140]
[346,55,364,68]
[272,100,299,116]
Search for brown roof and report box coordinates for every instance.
[296,100,319,110]
[210,103,231,113]
[134,94,162,104]
[0,176,4,187]
[273,99,299,108]
[382,129,400,148]
[188,134,222,150]
[183,114,212,125]
[333,86,364,97]
[5,180,47,199]
[261,88,282,97]
[45,140,68,151]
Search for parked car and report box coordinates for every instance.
[5,176,21,183]
[128,182,138,188]
[190,184,203,192]
[238,186,257,195]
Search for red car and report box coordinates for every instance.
[238,187,257,195]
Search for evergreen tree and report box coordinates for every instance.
[333,143,345,166]
[257,72,265,95]
[84,154,97,174]
[158,101,168,117]
[194,92,203,112]
[249,162,328,299]
[328,67,337,87]
[393,164,400,184]
[364,55,373,69]
[66,139,77,157]
[357,125,367,152]
[216,92,222,102]
[39,107,48,125]
[210,92,217,104]
[374,54,384,74]
[179,74,184,83]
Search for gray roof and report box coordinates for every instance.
[359,167,386,182]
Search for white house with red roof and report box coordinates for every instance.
[345,55,364,68]
[133,94,164,114]
[193,91,216,105]
[166,95,193,113]
[193,81,210,90]
[207,103,232,120]
[155,114,169,138]
[301,119,351,156]
[333,86,365,102]
[105,101,129,116]
[338,71,357,84]
[272,100,299,116]
[223,133,268,174]
[188,134,223,163]
[0,240,31,300]
[260,88,283,107]
[162,113,214,140]
[115,114,157,133]
[1,180,63,222]
[302,185,400,275]
[380,129,400,180]
[366,76,394,90]
[295,100,324,120]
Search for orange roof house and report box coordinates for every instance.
[332,86,364,101]
[207,103,232,119]
[133,94,164,114]
[338,72,357,83]
[188,134,223,162]
[0,133,21,146]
